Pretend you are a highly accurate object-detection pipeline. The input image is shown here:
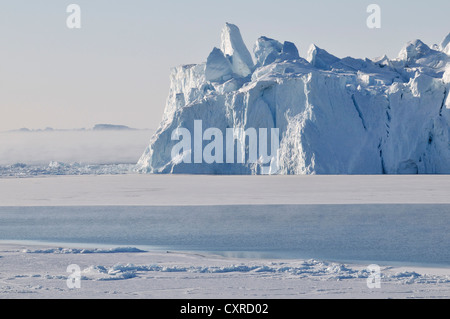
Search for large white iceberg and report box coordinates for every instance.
[137,24,450,175]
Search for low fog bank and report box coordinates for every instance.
[0,129,155,165]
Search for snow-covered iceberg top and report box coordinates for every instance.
[137,24,450,175]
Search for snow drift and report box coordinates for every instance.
[137,23,450,175]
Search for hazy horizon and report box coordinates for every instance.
[1,0,449,131]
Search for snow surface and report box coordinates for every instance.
[1,175,449,299]
[1,244,449,299]
[1,175,450,206]
[137,25,450,175]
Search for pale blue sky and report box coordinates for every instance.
[0,0,449,131]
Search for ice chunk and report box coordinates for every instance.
[444,44,450,55]
[281,41,300,60]
[254,38,300,66]
[444,65,450,84]
[444,66,450,109]
[307,44,340,70]
[205,47,233,83]
[440,32,450,51]
[398,39,431,62]
[254,36,283,67]
[220,23,254,77]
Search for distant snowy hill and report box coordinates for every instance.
[137,23,450,175]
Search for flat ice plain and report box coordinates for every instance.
[1,175,450,299]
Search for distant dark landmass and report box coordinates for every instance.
[93,124,136,131]
[6,124,141,133]
[12,127,62,133]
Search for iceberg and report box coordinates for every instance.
[307,44,340,70]
[137,24,450,175]
[254,36,283,67]
[205,47,233,83]
[220,22,254,78]
[440,32,450,54]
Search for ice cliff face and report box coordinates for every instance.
[137,24,450,175]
